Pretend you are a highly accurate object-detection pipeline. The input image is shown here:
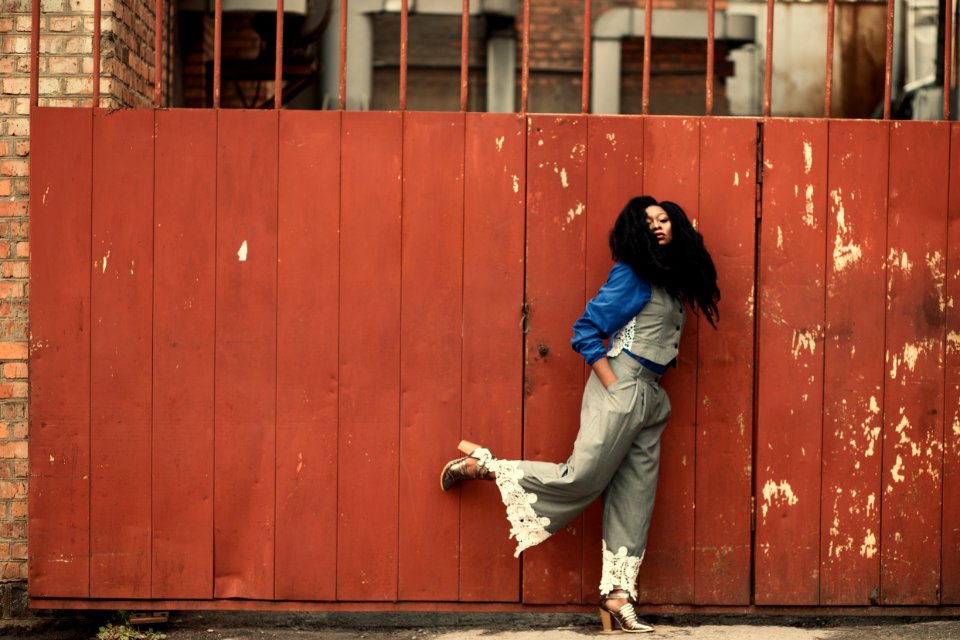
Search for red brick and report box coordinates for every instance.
[0,160,27,177]
[0,481,25,500]
[1,262,28,278]
[0,521,25,539]
[10,543,26,560]
[3,363,26,379]
[0,203,27,218]
[0,442,25,459]
[0,342,26,359]
[0,281,23,300]
[0,424,6,440]
[0,18,13,32]
[12,459,26,477]
[15,242,27,258]
[0,181,10,197]
[1,561,26,580]
[10,502,26,518]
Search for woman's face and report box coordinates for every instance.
[645,205,672,245]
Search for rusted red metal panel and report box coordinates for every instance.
[582,116,645,602]
[523,114,587,604]
[28,107,93,597]
[275,110,341,600]
[819,120,888,605]
[398,112,465,600]
[89,109,154,598]
[638,116,700,604]
[944,123,960,605]
[881,121,948,605]
[458,113,525,603]
[337,111,403,600]
[213,110,278,599]
[695,117,756,605]
[755,119,827,605]
[152,109,216,599]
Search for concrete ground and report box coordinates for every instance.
[4,611,960,640]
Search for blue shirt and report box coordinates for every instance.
[571,262,666,373]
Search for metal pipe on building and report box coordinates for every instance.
[30,0,39,107]
[521,0,530,112]
[399,0,408,110]
[339,0,348,109]
[884,0,894,118]
[94,0,102,106]
[275,0,284,108]
[214,0,222,107]
[825,0,835,116]
[155,0,163,107]
[582,0,591,114]
[460,0,469,111]
[945,0,953,119]
[642,0,652,114]
[706,0,715,115]
[763,0,774,116]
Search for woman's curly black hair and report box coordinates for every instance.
[609,195,721,328]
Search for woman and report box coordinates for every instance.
[440,196,720,634]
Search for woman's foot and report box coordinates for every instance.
[439,441,496,491]
[598,589,654,634]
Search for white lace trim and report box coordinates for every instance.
[598,540,644,600]
[485,459,552,557]
[607,318,636,358]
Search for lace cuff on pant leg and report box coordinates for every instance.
[485,460,552,557]
[599,540,644,601]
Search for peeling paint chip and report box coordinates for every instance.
[238,240,249,262]
[495,136,505,152]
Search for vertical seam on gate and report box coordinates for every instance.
[877,120,892,604]
[457,111,467,602]
[335,109,343,601]
[149,109,157,598]
[88,109,95,599]
[580,115,589,604]
[749,118,764,606]
[939,122,952,605]
[519,113,529,604]
[396,110,405,600]
[817,120,830,606]
[937,120,953,605]
[212,109,219,599]
[273,110,280,600]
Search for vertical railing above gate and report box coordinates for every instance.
[25,0,960,115]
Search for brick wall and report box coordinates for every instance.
[0,0,165,616]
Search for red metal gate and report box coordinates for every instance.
[28,108,959,609]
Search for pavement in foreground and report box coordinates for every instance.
[2,612,960,640]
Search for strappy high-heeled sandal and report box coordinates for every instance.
[598,590,654,634]
[440,440,495,491]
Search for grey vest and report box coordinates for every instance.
[607,285,687,366]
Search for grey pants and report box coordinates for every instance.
[486,354,671,598]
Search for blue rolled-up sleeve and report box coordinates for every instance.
[571,262,652,365]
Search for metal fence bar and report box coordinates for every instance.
[275,0,284,108]
[214,0,222,107]
[460,0,469,111]
[944,0,953,119]
[93,0,101,106]
[705,0,715,115]
[883,0,894,118]
[154,0,163,107]
[581,0,591,114]
[521,0,530,112]
[400,0,409,110]
[642,0,652,114]
[763,0,774,116]
[30,0,39,107]
[339,0,348,109]
[825,0,835,116]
